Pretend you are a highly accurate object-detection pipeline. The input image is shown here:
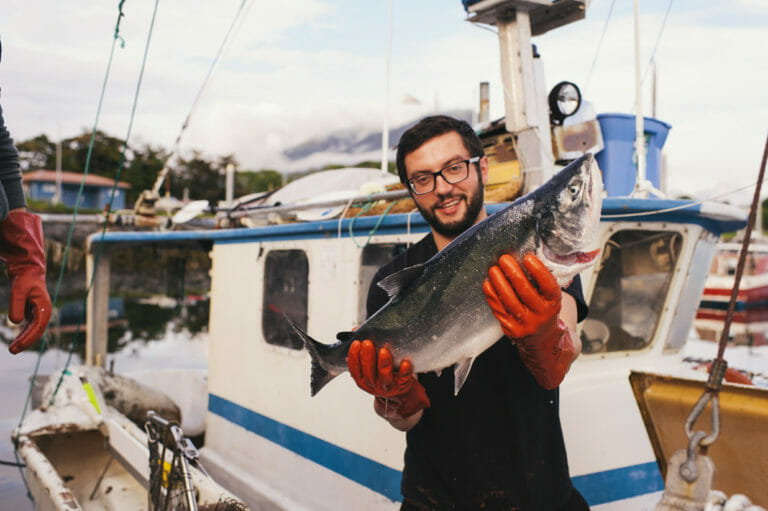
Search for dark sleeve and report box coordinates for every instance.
[0,102,27,219]
[564,274,588,323]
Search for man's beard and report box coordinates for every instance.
[415,180,485,238]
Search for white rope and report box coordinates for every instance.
[602,177,765,219]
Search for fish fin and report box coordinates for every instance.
[453,357,476,395]
[283,314,339,396]
[336,331,356,342]
[377,264,425,300]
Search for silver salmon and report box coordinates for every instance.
[291,153,603,396]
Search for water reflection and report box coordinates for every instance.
[1,295,210,358]
[1,294,210,510]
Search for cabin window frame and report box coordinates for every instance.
[580,226,684,355]
[262,248,309,350]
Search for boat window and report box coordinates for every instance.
[262,249,308,350]
[359,243,408,323]
[581,230,682,354]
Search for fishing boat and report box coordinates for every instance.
[695,239,768,347]
[12,1,768,510]
[50,178,751,511]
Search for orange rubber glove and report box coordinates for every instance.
[483,253,576,389]
[347,340,430,418]
[0,210,52,354]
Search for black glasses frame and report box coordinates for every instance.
[407,156,481,195]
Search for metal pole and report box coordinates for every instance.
[225,162,235,206]
[55,124,62,205]
[479,82,490,124]
[381,0,393,175]
[85,246,110,368]
[633,0,647,195]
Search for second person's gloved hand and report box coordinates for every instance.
[0,210,52,354]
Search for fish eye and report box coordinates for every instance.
[568,183,580,199]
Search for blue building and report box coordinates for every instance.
[23,170,130,210]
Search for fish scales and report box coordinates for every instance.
[289,153,603,396]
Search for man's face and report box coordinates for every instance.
[404,131,488,239]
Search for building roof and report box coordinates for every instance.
[23,170,130,189]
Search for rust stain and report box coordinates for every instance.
[58,491,80,509]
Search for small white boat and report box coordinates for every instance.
[14,366,247,511]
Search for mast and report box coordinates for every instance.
[381,0,393,175]
[632,0,648,197]
[464,0,587,193]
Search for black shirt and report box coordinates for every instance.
[367,233,588,510]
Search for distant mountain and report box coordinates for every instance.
[282,110,473,162]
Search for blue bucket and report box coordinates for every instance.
[595,113,671,197]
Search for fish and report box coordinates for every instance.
[290,153,603,397]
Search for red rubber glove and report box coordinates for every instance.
[347,340,430,418]
[483,253,576,389]
[0,210,53,354]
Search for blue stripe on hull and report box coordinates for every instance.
[572,462,663,506]
[208,394,403,501]
[209,393,664,506]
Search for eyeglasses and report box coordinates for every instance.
[407,156,480,195]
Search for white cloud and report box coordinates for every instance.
[1,0,766,203]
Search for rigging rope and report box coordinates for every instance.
[13,4,162,502]
[348,199,400,248]
[601,174,768,219]
[150,0,253,197]
[640,0,674,87]
[583,0,617,96]
[683,132,768,454]
[13,1,133,499]
[47,0,162,406]
[628,0,675,114]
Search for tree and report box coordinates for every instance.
[236,169,283,196]
[60,130,126,179]
[171,152,225,204]
[126,144,168,204]
[16,134,56,170]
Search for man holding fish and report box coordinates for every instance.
[348,115,594,510]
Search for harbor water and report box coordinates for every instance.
[0,297,210,510]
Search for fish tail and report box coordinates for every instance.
[283,314,339,396]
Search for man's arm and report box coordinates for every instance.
[559,292,582,366]
[374,397,423,431]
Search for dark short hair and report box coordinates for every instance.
[395,115,484,185]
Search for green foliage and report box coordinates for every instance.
[17,129,398,206]
[18,129,158,204]
[126,144,168,203]
[762,197,768,235]
[236,169,283,196]
[353,160,397,173]
[25,197,102,214]
[169,152,226,204]
[16,134,56,169]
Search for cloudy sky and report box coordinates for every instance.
[1,0,766,202]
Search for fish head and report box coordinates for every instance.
[534,154,603,286]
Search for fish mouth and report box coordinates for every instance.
[542,244,601,265]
